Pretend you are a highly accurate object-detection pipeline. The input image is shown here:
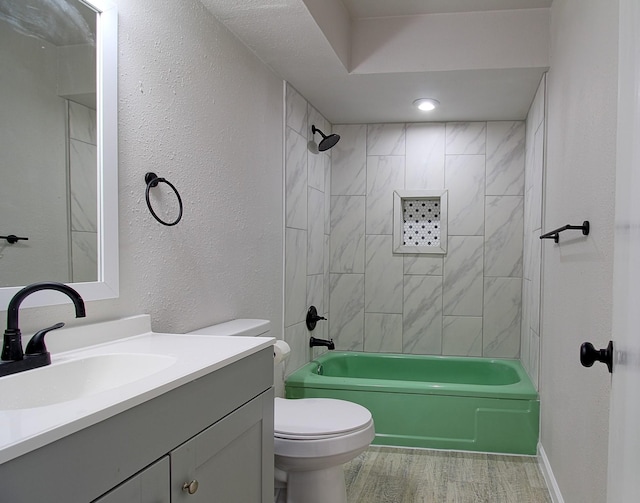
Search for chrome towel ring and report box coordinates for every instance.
[144,172,183,226]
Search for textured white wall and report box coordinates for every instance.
[541,0,618,500]
[2,0,284,338]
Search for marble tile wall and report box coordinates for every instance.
[283,84,536,372]
[68,101,97,282]
[284,84,333,375]
[521,74,546,388]
[329,120,526,358]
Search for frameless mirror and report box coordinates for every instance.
[0,0,118,308]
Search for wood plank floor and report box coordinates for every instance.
[344,446,552,503]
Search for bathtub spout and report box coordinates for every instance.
[309,336,335,350]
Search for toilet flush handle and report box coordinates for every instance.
[182,480,199,495]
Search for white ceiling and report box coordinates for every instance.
[200,0,551,124]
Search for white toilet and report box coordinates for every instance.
[187,319,375,503]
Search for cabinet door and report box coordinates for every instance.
[92,456,170,503]
[171,390,274,502]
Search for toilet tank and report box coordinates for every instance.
[187,319,271,337]
[187,319,289,397]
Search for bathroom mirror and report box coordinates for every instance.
[0,0,118,308]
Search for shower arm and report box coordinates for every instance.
[311,125,328,140]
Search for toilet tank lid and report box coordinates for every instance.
[187,319,271,336]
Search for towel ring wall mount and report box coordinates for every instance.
[144,172,183,226]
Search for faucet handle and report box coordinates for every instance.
[306,306,327,331]
[25,322,65,356]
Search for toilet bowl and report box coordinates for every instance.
[186,319,375,503]
[274,397,374,503]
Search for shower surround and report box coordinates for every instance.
[284,83,526,372]
[328,120,525,359]
[284,84,333,373]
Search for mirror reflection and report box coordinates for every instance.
[0,0,98,287]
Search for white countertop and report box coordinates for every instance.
[0,322,273,465]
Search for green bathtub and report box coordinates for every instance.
[285,351,539,455]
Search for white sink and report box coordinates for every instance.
[0,316,274,466]
[0,353,176,410]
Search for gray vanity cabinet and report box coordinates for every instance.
[171,392,273,502]
[94,389,274,503]
[93,457,170,503]
[0,347,274,503]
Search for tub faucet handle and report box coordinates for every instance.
[306,306,326,331]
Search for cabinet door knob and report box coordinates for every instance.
[182,479,199,495]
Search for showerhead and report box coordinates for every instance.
[312,125,340,152]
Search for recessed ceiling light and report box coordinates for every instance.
[413,98,439,111]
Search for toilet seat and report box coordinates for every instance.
[274,398,375,462]
[274,397,372,440]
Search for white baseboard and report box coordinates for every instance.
[538,444,565,503]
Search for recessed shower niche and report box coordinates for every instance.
[393,190,448,255]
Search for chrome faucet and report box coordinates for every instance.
[1,282,86,377]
